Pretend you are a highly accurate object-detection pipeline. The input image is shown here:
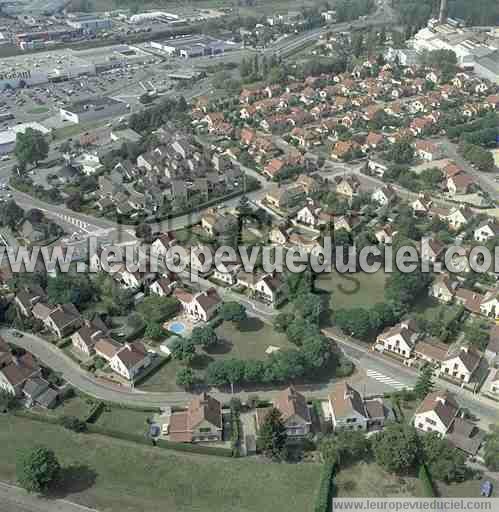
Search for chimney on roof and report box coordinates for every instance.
[439,0,448,25]
[435,395,446,405]
[461,345,469,353]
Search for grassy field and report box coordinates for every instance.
[437,477,499,498]
[94,407,151,437]
[138,318,293,392]
[27,106,50,114]
[335,462,424,498]
[315,270,388,310]
[0,415,321,512]
[31,395,94,420]
[412,296,462,322]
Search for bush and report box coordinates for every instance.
[314,462,336,512]
[59,415,87,433]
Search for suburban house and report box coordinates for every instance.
[173,287,221,323]
[414,140,441,161]
[44,304,81,338]
[71,324,104,356]
[109,342,151,381]
[474,220,499,242]
[0,351,41,397]
[95,338,123,362]
[443,206,473,231]
[447,174,474,196]
[430,274,457,303]
[413,391,460,437]
[151,232,177,257]
[269,226,289,245]
[411,193,432,217]
[414,391,483,455]
[326,382,386,432]
[14,286,46,317]
[485,325,499,364]
[334,175,360,200]
[439,346,481,383]
[371,185,396,206]
[255,387,312,438]
[375,320,419,359]
[414,338,449,365]
[295,202,333,228]
[253,272,288,307]
[212,259,242,286]
[480,288,499,318]
[149,275,177,297]
[455,288,483,315]
[375,225,398,245]
[168,393,223,443]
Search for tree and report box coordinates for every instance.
[220,302,247,324]
[144,321,165,341]
[135,223,152,241]
[273,312,293,333]
[1,200,24,230]
[484,429,499,471]
[47,274,95,307]
[320,430,371,467]
[421,433,466,483]
[387,139,415,165]
[137,296,179,324]
[176,367,195,389]
[372,424,419,474]
[15,128,49,168]
[170,337,196,364]
[190,325,218,349]
[414,365,435,399]
[59,415,87,433]
[258,407,287,460]
[17,446,61,493]
[65,192,83,211]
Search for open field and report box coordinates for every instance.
[0,415,321,512]
[94,407,151,437]
[413,296,462,323]
[335,462,424,498]
[315,270,388,310]
[437,477,499,498]
[138,318,293,392]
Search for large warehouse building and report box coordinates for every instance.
[150,35,238,58]
[60,97,129,124]
[0,44,153,89]
[411,23,499,83]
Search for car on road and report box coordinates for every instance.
[11,331,23,338]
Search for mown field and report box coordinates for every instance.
[0,416,321,512]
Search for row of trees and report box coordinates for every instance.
[320,423,467,484]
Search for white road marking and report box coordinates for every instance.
[366,370,413,390]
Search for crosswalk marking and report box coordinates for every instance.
[366,370,413,390]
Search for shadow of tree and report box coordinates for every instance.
[205,339,233,355]
[48,464,97,499]
[238,317,264,333]
[190,353,214,370]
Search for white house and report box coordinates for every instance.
[413,391,459,437]
[109,342,151,381]
[439,346,481,383]
[371,185,396,206]
[443,206,473,231]
[173,287,221,323]
[151,232,177,257]
[327,382,386,432]
[479,288,499,318]
[375,319,418,359]
[474,220,499,242]
[149,275,176,297]
[253,272,287,307]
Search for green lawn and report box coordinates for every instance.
[335,462,424,498]
[0,416,321,512]
[315,270,388,310]
[32,395,94,420]
[94,407,151,437]
[437,477,499,498]
[412,296,462,322]
[27,106,49,114]
[138,319,293,392]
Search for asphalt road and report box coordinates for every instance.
[0,482,97,512]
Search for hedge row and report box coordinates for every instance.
[314,462,336,512]
[418,464,437,497]
[56,338,72,349]
[86,424,233,457]
[74,392,162,414]
[83,401,105,424]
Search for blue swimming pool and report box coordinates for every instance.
[169,322,186,334]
